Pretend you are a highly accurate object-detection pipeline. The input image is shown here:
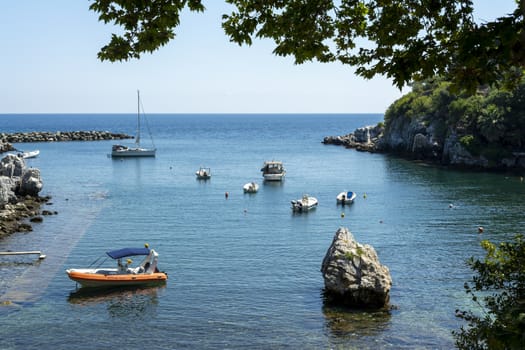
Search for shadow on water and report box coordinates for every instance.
[321,291,392,340]
[68,284,165,319]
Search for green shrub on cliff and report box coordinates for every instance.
[385,77,525,156]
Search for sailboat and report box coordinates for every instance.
[111,90,156,157]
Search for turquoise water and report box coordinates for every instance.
[1,114,524,349]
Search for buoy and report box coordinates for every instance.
[225,192,229,199]
[341,212,345,218]
[363,193,367,199]
[144,243,149,248]
[478,226,484,233]
[449,203,453,208]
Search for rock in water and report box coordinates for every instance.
[0,154,25,177]
[19,168,43,196]
[321,227,392,309]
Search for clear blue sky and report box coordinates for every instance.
[0,1,517,113]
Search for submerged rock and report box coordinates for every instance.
[321,227,392,309]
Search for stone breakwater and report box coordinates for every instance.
[0,130,132,144]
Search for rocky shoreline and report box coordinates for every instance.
[323,124,525,172]
[0,195,54,239]
[323,124,384,153]
[0,130,132,238]
[0,154,53,239]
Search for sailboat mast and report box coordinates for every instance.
[136,90,141,146]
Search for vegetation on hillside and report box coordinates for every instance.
[384,78,525,161]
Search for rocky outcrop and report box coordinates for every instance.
[0,154,49,239]
[323,125,384,152]
[19,168,43,196]
[323,118,525,170]
[0,141,16,153]
[0,154,44,202]
[442,132,489,168]
[321,227,392,309]
[0,154,26,178]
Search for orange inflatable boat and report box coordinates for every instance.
[66,247,168,288]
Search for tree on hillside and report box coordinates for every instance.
[89,0,524,91]
[453,235,525,349]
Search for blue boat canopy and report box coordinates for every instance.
[106,248,150,259]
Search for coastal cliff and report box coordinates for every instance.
[324,79,525,171]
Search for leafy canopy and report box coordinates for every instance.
[89,0,525,91]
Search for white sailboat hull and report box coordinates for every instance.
[110,90,156,158]
[111,146,156,157]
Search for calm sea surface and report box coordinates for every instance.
[0,114,524,349]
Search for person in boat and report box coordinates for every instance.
[118,259,126,273]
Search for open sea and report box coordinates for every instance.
[0,113,524,349]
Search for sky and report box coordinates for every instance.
[0,1,518,114]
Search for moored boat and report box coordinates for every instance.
[291,194,318,212]
[18,149,40,159]
[111,90,156,158]
[336,191,357,204]
[243,182,259,193]
[261,160,286,181]
[196,167,211,179]
[66,246,167,288]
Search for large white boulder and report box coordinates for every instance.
[321,227,392,308]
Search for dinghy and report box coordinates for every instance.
[66,246,167,288]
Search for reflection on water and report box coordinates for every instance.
[322,292,392,340]
[323,306,391,337]
[68,285,164,319]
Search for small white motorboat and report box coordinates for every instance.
[261,160,286,181]
[196,167,211,179]
[291,194,318,212]
[66,246,168,289]
[336,191,356,204]
[18,149,40,159]
[243,182,259,193]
